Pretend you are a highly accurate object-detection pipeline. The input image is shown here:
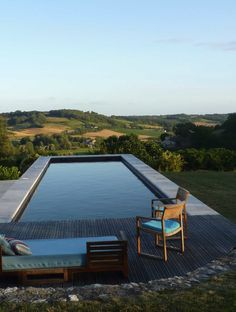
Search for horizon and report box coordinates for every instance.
[0,108,233,117]
[0,1,235,115]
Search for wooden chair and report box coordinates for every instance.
[151,187,190,237]
[136,202,185,262]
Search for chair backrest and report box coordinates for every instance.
[176,187,190,202]
[162,202,185,220]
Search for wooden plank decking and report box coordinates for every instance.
[0,215,235,286]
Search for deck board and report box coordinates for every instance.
[0,215,235,286]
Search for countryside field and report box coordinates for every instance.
[6,111,226,141]
[8,116,164,140]
[9,124,69,138]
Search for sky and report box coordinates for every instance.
[0,0,235,115]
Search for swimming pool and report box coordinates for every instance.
[20,160,156,221]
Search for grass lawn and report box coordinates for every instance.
[164,171,236,223]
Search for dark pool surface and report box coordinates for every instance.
[20,161,155,221]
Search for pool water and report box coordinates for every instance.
[20,161,155,221]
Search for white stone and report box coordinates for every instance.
[69,294,79,302]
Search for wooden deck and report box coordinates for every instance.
[0,215,235,286]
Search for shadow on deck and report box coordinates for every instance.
[0,215,236,286]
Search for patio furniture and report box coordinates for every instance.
[0,235,128,285]
[151,187,190,237]
[136,202,185,262]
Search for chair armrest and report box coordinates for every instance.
[152,198,177,205]
[152,197,177,209]
[136,216,161,222]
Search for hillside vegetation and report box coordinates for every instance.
[1,110,228,140]
[0,110,235,180]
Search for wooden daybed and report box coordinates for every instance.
[0,235,128,285]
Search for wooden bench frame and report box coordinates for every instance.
[0,239,128,285]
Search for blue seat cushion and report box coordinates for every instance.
[142,220,180,234]
[2,236,117,271]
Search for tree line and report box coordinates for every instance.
[0,113,236,180]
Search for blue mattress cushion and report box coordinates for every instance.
[2,236,117,271]
[142,220,180,233]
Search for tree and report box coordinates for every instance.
[158,151,184,172]
[221,113,236,133]
[173,122,196,137]
[220,113,236,149]
[0,117,14,158]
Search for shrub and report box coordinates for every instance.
[158,151,184,172]
[180,149,206,170]
[19,155,38,173]
[179,148,236,171]
[0,166,20,180]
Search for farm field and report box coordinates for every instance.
[82,128,156,140]
[5,111,228,142]
[8,115,164,140]
[83,129,124,139]
[164,171,236,223]
[113,127,163,138]
[9,124,69,138]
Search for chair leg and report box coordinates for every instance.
[163,235,167,262]
[155,234,159,246]
[137,228,141,256]
[181,229,185,254]
[183,208,188,238]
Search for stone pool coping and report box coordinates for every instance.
[0,154,219,223]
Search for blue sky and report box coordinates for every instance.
[0,0,235,115]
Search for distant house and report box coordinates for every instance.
[84,138,96,148]
[161,136,176,149]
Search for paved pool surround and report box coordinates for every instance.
[0,154,219,223]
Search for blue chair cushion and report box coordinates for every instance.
[141,220,180,234]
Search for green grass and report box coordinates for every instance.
[164,171,236,223]
[113,127,163,138]
[0,271,235,311]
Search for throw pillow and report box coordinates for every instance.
[0,234,16,256]
[6,238,32,256]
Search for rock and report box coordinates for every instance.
[68,294,79,302]
[122,284,133,289]
[205,269,216,275]
[3,287,18,294]
[32,299,47,303]
[98,294,110,301]
[93,284,103,288]
[130,282,139,287]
